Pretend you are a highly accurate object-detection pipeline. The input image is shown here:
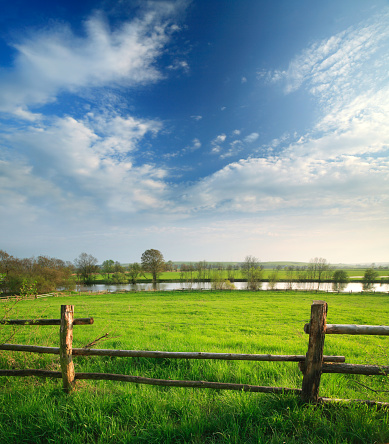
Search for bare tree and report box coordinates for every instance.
[74,252,98,285]
[241,256,263,290]
[268,265,281,290]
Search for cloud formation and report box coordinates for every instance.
[0,5,181,116]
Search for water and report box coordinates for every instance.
[76,281,388,293]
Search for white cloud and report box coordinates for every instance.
[167,59,189,72]
[244,132,259,143]
[267,9,389,109]
[0,112,169,216]
[213,134,226,144]
[210,133,227,155]
[220,140,243,159]
[0,5,182,116]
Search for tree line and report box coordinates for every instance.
[0,249,384,295]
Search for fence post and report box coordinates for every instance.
[301,300,327,403]
[60,305,75,393]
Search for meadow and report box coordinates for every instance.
[95,268,389,283]
[0,290,389,443]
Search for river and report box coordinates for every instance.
[77,281,389,293]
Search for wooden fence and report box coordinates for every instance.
[0,301,388,405]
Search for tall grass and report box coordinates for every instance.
[0,290,389,443]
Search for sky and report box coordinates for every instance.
[0,0,388,264]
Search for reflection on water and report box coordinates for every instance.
[77,281,388,293]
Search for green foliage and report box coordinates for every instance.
[101,259,114,281]
[127,262,141,284]
[241,256,263,290]
[141,249,165,283]
[110,272,128,284]
[0,250,74,295]
[210,270,235,290]
[363,268,379,290]
[332,270,350,292]
[19,279,38,298]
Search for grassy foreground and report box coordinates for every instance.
[0,290,389,443]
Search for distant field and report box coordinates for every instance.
[94,268,389,282]
[1,290,389,442]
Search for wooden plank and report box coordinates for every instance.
[0,344,345,362]
[70,349,345,362]
[299,362,389,375]
[321,363,389,375]
[0,344,60,354]
[304,323,389,335]
[0,369,62,378]
[0,318,93,326]
[301,300,327,403]
[74,373,302,394]
[59,305,75,393]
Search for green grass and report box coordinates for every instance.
[94,268,389,283]
[1,290,389,443]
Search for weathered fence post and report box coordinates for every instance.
[60,305,75,393]
[301,300,327,402]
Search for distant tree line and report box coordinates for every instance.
[0,250,74,295]
[1,248,386,295]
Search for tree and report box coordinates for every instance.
[332,270,349,292]
[285,266,296,290]
[141,249,165,284]
[74,253,98,285]
[0,251,74,294]
[101,260,115,282]
[363,268,379,291]
[180,263,195,289]
[111,272,128,284]
[308,257,332,289]
[268,266,281,290]
[195,261,208,282]
[128,263,141,284]
[226,265,236,282]
[210,269,235,290]
[113,261,124,273]
[165,260,174,272]
[241,256,263,290]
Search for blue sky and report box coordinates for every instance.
[0,0,388,264]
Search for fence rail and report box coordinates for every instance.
[0,343,345,362]
[0,302,388,405]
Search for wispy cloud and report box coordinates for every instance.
[0,5,182,117]
[184,10,389,236]
[244,132,259,143]
[267,9,389,109]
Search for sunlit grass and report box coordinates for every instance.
[1,290,389,442]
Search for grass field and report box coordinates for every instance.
[95,268,389,282]
[1,290,389,443]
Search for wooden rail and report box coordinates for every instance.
[0,369,302,394]
[0,318,93,326]
[304,323,389,335]
[0,343,345,362]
